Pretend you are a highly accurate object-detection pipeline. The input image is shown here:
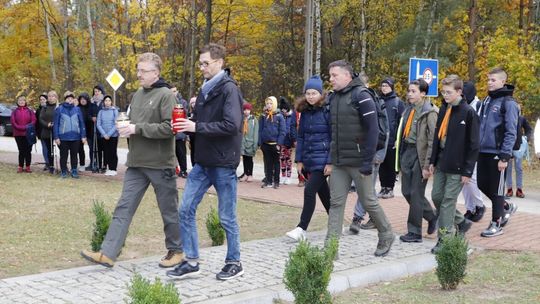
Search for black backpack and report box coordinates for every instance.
[352,87,389,151]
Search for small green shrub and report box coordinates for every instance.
[435,234,469,290]
[206,207,225,246]
[91,200,112,251]
[283,238,338,304]
[126,273,180,304]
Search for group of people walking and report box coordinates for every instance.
[9,86,120,178]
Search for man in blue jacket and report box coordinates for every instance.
[167,43,244,280]
[477,67,519,237]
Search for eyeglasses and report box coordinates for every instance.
[199,60,218,68]
[440,90,456,96]
[136,68,157,74]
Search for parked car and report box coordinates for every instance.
[0,103,14,136]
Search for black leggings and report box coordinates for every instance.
[77,140,85,166]
[379,146,397,189]
[298,170,330,230]
[175,140,187,172]
[261,143,280,184]
[242,155,253,176]
[15,136,31,167]
[477,153,506,222]
[59,140,80,172]
[103,137,118,170]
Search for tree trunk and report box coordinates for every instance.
[224,0,234,46]
[423,0,437,57]
[42,0,57,84]
[314,0,321,75]
[519,0,525,49]
[360,0,367,71]
[303,0,313,82]
[86,0,98,81]
[467,0,477,82]
[63,0,73,90]
[204,0,212,44]
[189,0,198,98]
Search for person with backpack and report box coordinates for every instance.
[428,75,478,254]
[285,75,331,241]
[377,77,405,199]
[53,91,87,178]
[326,60,394,257]
[10,95,36,173]
[505,104,532,198]
[279,97,297,185]
[97,95,119,176]
[397,78,438,243]
[477,67,519,237]
[259,96,286,189]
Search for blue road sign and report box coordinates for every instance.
[408,58,439,97]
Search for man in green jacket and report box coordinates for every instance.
[81,52,183,269]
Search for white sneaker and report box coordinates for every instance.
[285,227,306,241]
[78,166,85,172]
[104,170,113,176]
[109,170,117,176]
[280,178,286,184]
[284,177,291,185]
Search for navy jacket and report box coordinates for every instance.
[258,112,286,145]
[282,111,297,148]
[295,96,331,172]
[192,71,244,168]
[478,85,519,161]
[381,91,405,148]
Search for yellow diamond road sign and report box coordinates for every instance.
[106,69,125,91]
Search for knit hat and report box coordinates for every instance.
[304,75,323,94]
[93,84,105,95]
[463,81,477,103]
[279,97,290,111]
[63,91,75,100]
[381,77,395,90]
[243,102,253,111]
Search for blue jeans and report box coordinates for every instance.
[179,164,240,262]
[41,139,50,166]
[506,157,523,189]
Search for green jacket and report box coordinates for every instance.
[126,84,176,169]
[241,114,259,157]
[398,99,438,170]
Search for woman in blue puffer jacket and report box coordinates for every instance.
[285,75,331,241]
[97,95,119,176]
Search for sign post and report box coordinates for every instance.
[106,69,125,107]
[408,58,439,97]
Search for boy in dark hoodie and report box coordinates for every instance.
[278,97,297,185]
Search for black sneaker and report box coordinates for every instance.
[480,221,503,237]
[464,209,474,220]
[399,232,422,243]
[349,215,363,234]
[457,219,473,235]
[469,206,485,222]
[216,262,244,281]
[166,261,200,278]
[427,217,438,235]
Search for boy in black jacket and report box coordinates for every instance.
[429,75,479,253]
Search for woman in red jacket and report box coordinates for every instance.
[10,95,36,172]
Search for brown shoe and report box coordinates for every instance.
[80,249,114,268]
[516,188,525,198]
[297,180,305,187]
[159,250,184,268]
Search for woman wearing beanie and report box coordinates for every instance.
[97,95,119,176]
[286,75,331,241]
[10,95,36,173]
[239,102,258,182]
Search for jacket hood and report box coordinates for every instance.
[488,84,514,99]
[151,77,172,89]
[78,93,91,107]
[295,92,327,113]
[93,84,105,95]
[336,76,363,94]
[265,96,278,113]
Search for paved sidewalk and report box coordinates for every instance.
[0,230,436,304]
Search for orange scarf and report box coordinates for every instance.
[438,106,452,140]
[243,117,249,134]
[266,111,273,122]
[403,109,415,138]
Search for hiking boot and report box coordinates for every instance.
[71,169,79,179]
[80,249,114,268]
[374,235,395,257]
[464,209,474,220]
[286,227,306,241]
[360,218,376,230]
[469,206,485,222]
[166,261,200,278]
[516,188,525,198]
[159,250,184,268]
[216,262,244,281]
[481,221,503,237]
[381,189,394,199]
[501,202,518,227]
[273,183,279,189]
[431,239,442,254]
[85,165,93,171]
[49,167,55,174]
[399,232,422,243]
[349,216,363,234]
[505,188,513,198]
[25,166,32,173]
[17,166,23,173]
[457,219,473,236]
[427,217,438,235]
